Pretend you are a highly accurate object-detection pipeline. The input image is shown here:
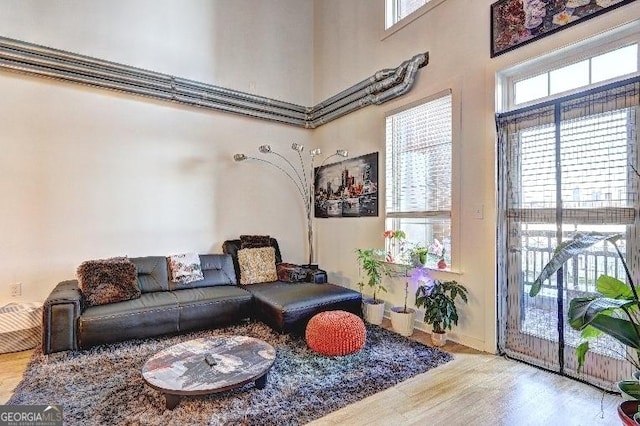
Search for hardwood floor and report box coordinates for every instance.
[0,348,32,404]
[0,322,622,425]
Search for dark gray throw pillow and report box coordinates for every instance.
[77,257,141,306]
[240,234,272,249]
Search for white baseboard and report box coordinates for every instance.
[383,309,487,353]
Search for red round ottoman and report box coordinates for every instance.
[305,310,366,356]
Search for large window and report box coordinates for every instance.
[385,91,452,266]
[497,27,640,388]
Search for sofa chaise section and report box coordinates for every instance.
[222,238,363,334]
[246,281,362,334]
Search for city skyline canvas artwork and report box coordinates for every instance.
[314,152,378,218]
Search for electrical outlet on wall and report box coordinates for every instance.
[10,282,21,297]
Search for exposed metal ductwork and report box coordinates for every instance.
[0,35,428,128]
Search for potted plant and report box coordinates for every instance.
[618,400,640,425]
[407,239,447,269]
[409,245,429,267]
[389,265,416,336]
[414,269,468,347]
[428,239,448,270]
[383,229,407,263]
[529,233,640,373]
[383,230,416,335]
[355,248,388,325]
[529,232,640,421]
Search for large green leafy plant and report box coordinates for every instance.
[355,248,389,303]
[529,232,640,371]
[414,277,468,333]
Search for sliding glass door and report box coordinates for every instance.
[497,77,640,388]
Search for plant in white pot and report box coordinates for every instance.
[414,270,468,347]
[355,248,388,325]
[389,268,416,336]
[383,229,416,336]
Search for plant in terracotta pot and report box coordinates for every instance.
[428,239,448,269]
[618,400,640,425]
[413,269,468,347]
[355,248,389,325]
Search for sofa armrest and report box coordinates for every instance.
[43,280,83,354]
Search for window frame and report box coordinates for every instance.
[496,23,640,387]
[382,0,448,39]
[384,87,461,271]
[497,23,640,113]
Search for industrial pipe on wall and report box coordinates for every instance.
[0,35,428,128]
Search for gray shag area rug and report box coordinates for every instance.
[9,321,453,425]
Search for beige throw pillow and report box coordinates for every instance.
[237,246,278,285]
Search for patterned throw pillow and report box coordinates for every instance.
[237,247,278,285]
[276,262,308,282]
[77,257,140,306]
[240,234,272,249]
[168,253,204,286]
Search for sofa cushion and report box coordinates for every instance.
[171,286,253,333]
[244,281,362,333]
[130,256,170,293]
[171,286,252,305]
[168,252,204,288]
[78,292,180,348]
[237,247,278,285]
[177,254,237,289]
[76,257,140,306]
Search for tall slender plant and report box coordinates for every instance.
[529,232,640,371]
[355,248,388,303]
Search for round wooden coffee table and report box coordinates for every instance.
[141,335,276,410]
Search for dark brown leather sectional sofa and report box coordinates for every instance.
[42,244,362,354]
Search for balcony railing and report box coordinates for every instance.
[518,228,628,358]
[521,228,626,297]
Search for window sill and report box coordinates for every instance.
[384,261,462,277]
[381,0,448,41]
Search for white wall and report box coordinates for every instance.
[0,0,314,304]
[2,0,639,354]
[312,0,640,352]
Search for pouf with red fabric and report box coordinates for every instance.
[305,310,366,356]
